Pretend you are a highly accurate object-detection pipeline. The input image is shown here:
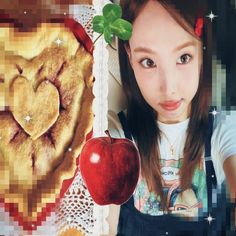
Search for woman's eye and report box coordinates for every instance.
[177,54,192,64]
[139,58,156,68]
[178,54,192,64]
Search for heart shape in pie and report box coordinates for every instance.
[0,20,94,228]
[10,76,60,140]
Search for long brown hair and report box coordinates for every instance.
[119,0,212,210]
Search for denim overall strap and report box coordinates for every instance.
[117,111,133,140]
[205,106,217,213]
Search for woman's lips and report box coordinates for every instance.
[159,99,182,111]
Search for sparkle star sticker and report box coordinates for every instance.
[206,11,218,22]
[209,108,219,117]
[24,115,32,122]
[205,214,215,225]
[55,38,63,47]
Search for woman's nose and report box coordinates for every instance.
[158,67,177,96]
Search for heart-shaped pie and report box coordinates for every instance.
[10,76,60,140]
[0,20,94,226]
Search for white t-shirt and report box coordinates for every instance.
[108,109,236,216]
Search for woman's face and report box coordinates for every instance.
[126,0,202,124]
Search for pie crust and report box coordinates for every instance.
[0,22,94,221]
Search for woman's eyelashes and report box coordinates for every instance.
[138,53,193,69]
[177,53,193,64]
[139,58,156,68]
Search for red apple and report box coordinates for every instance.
[79,130,140,205]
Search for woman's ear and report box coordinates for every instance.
[124,44,133,67]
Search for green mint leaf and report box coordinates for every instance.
[110,19,132,40]
[103,3,122,23]
[92,15,105,34]
[104,26,113,44]
[92,3,133,44]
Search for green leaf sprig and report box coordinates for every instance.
[92,3,132,45]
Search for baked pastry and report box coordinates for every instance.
[0,21,94,222]
[59,228,85,236]
[0,0,93,31]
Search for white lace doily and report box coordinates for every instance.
[55,167,95,235]
[70,4,95,39]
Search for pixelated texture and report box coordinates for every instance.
[211,0,236,108]
[0,0,93,27]
[0,1,94,230]
[210,2,236,232]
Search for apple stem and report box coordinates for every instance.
[105,130,113,143]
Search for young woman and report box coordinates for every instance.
[108,0,236,235]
